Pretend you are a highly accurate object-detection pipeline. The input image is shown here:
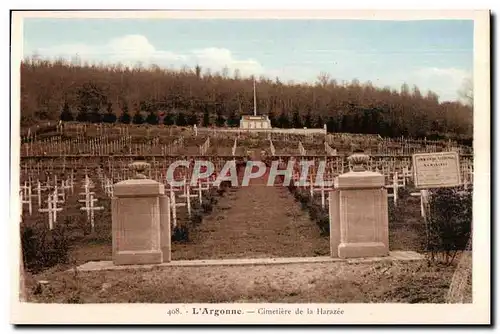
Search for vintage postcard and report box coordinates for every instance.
[10,9,490,325]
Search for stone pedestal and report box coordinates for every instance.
[159,194,171,262]
[112,161,171,265]
[328,191,341,258]
[329,154,389,259]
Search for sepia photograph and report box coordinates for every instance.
[10,9,490,325]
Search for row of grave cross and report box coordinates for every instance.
[291,159,472,218]
[20,174,73,215]
[20,173,105,232]
[20,155,473,230]
[96,165,217,229]
[22,132,191,157]
[20,175,70,229]
[23,121,471,157]
[291,164,336,209]
[29,134,459,159]
[167,178,211,229]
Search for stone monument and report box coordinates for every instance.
[329,152,389,258]
[112,160,171,265]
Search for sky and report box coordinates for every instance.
[22,18,473,102]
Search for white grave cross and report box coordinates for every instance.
[178,178,195,217]
[79,193,104,232]
[20,182,32,215]
[410,189,430,219]
[38,193,62,230]
[104,178,114,197]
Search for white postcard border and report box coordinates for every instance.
[9,9,491,325]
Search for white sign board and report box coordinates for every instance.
[412,151,462,189]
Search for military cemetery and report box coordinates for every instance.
[16,16,477,307]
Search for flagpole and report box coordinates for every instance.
[253,78,257,116]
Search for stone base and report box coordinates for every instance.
[338,242,389,259]
[161,247,171,262]
[73,252,424,272]
[113,250,163,266]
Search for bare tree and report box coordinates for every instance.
[316,72,330,87]
[19,56,473,139]
[458,77,473,106]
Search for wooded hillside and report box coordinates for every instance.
[20,57,473,141]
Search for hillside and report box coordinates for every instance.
[20,57,473,140]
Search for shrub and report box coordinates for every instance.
[171,187,225,242]
[309,202,330,236]
[308,202,321,221]
[388,199,405,227]
[217,183,230,195]
[425,188,472,265]
[189,204,203,227]
[207,188,222,205]
[397,186,411,200]
[298,192,310,210]
[202,201,214,213]
[289,185,330,236]
[21,222,71,273]
[172,226,189,242]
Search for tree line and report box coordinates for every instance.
[21,56,473,141]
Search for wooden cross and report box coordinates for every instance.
[79,178,96,218]
[79,193,104,232]
[104,178,114,198]
[169,188,178,229]
[34,180,46,207]
[61,178,72,194]
[191,180,207,205]
[410,189,430,219]
[38,192,62,230]
[317,179,335,209]
[82,175,95,192]
[52,180,65,204]
[402,166,412,185]
[20,181,32,215]
[385,173,399,206]
[178,177,196,217]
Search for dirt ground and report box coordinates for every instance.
[25,259,459,303]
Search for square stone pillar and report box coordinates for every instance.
[329,153,389,259]
[329,191,341,257]
[112,161,171,265]
[159,194,171,262]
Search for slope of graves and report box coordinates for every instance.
[19,123,473,304]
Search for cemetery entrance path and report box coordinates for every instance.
[171,167,330,260]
